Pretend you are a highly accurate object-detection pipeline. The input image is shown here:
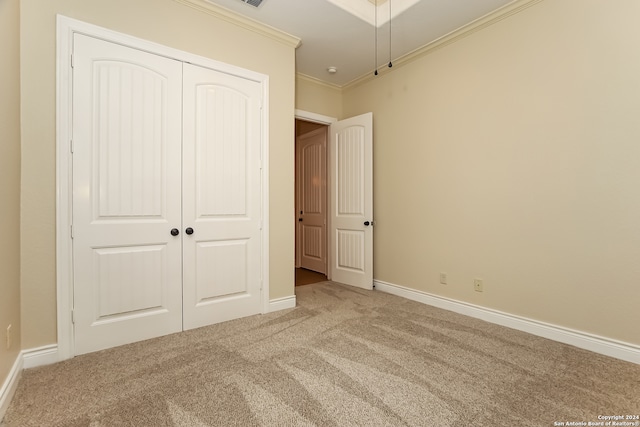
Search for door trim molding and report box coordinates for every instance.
[295,126,328,272]
[56,15,270,360]
[294,110,335,279]
[295,109,337,125]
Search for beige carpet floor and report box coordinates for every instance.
[3,282,639,426]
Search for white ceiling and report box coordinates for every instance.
[204,0,517,87]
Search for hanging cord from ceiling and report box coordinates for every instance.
[374,0,392,76]
[374,1,378,76]
[388,0,393,68]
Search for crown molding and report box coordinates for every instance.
[174,0,301,48]
[343,0,543,91]
[296,73,343,92]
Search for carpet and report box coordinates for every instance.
[3,281,639,426]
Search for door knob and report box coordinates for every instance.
[170,228,180,236]
[185,227,194,235]
[298,218,303,222]
[364,221,370,226]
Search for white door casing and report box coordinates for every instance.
[72,34,184,355]
[329,113,374,290]
[182,63,263,330]
[296,127,327,274]
[58,16,270,358]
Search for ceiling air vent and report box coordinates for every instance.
[240,0,263,7]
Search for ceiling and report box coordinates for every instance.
[203,0,517,87]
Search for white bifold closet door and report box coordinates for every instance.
[72,34,262,355]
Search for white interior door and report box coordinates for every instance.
[296,127,327,274]
[329,113,374,289]
[72,34,183,355]
[71,34,265,354]
[181,63,263,330]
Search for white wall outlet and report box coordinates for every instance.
[440,272,447,285]
[474,279,483,292]
[6,324,11,350]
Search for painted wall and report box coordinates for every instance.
[296,75,342,119]
[20,0,296,349]
[0,0,22,392]
[342,0,640,345]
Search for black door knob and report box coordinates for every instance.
[364,221,370,226]
[170,228,179,236]
[185,227,194,235]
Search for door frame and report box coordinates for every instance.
[294,110,336,279]
[56,15,270,360]
[295,126,328,273]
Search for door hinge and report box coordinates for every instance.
[70,140,74,153]
[71,54,74,68]
[70,224,74,239]
[71,310,75,324]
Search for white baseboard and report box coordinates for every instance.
[0,353,23,423]
[373,280,640,365]
[268,295,297,312]
[0,344,60,423]
[22,345,59,369]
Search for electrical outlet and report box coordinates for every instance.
[440,272,447,285]
[6,324,11,350]
[474,279,483,292]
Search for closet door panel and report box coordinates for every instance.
[72,34,183,355]
[182,63,263,330]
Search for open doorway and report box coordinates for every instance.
[295,119,329,286]
[294,111,373,290]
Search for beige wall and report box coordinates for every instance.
[20,0,296,349]
[0,0,22,389]
[343,0,640,345]
[296,75,342,119]
[15,0,640,355]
